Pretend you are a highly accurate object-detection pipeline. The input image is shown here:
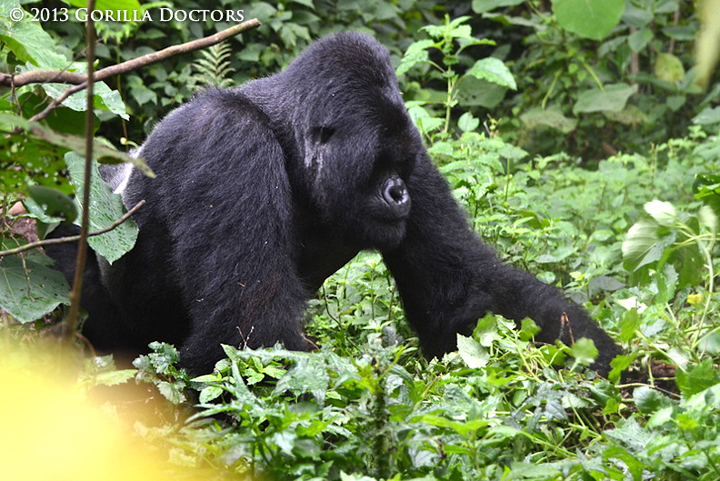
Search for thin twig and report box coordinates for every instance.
[29,82,89,123]
[0,200,145,257]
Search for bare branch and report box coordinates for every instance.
[0,70,85,87]
[0,200,145,257]
[0,19,261,88]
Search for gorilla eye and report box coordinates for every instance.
[310,126,335,145]
[320,127,334,143]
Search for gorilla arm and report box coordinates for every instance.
[382,155,621,375]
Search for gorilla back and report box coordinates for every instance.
[48,32,621,375]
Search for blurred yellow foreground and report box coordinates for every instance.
[0,340,196,481]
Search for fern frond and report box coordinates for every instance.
[190,42,236,88]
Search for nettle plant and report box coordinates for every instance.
[396,15,516,140]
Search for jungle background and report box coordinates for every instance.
[1,0,720,480]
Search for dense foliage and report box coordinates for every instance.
[1,1,720,480]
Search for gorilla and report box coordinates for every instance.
[47,32,621,376]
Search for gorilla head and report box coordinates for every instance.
[243,33,419,250]
[47,31,621,376]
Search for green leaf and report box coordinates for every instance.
[473,314,499,347]
[0,255,70,323]
[604,105,649,125]
[198,385,224,404]
[573,83,638,114]
[618,309,640,343]
[519,317,541,340]
[457,112,479,133]
[396,39,434,77]
[289,0,315,8]
[520,106,578,133]
[27,185,77,223]
[457,334,489,368]
[621,3,653,28]
[419,414,492,437]
[274,357,330,405]
[644,199,677,227]
[64,152,139,264]
[628,28,653,52]
[676,358,720,399]
[465,57,517,90]
[693,106,720,125]
[622,218,662,271]
[666,95,686,112]
[570,338,598,367]
[608,354,635,384]
[646,406,674,428]
[654,53,685,83]
[505,462,562,479]
[406,105,444,134]
[472,0,525,14]
[42,79,129,120]
[552,0,625,40]
[157,381,187,404]
[633,386,673,414]
[698,332,720,355]
[682,380,720,411]
[588,276,625,294]
[693,174,720,219]
[93,369,137,387]
[457,77,507,109]
[0,1,68,69]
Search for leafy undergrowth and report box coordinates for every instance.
[99,318,718,481]
[72,128,719,481]
[5,127,717,480]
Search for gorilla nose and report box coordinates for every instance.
[383,178,411,216]
[385,182,406,203]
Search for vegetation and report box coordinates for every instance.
[1,1,719,480]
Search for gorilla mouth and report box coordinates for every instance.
[365,217,408,249]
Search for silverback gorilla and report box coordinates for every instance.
[47,32,620,375]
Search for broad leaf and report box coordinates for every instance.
[465,57,517,90]
[574,84,638,114]
[472,0,525,14]
[644,199,677,227]
[654,53,685,83]
[553,0,625,40]
[0,0,68,69]
[0,255,70,323]
[520,106,578,133]
[64,152,138,263]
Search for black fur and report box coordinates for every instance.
[47,32,620,375]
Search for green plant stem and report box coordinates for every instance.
[542,70,561,109]
[580,59,604,90]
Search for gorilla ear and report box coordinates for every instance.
[310,126,335,145]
